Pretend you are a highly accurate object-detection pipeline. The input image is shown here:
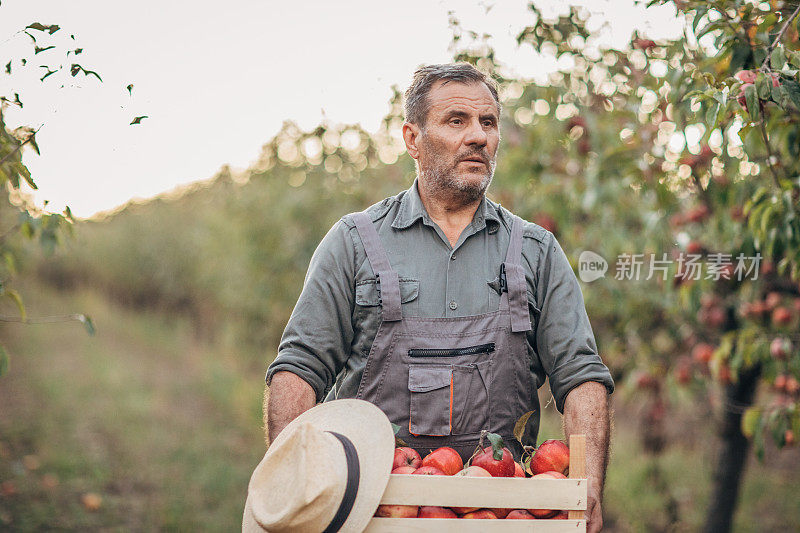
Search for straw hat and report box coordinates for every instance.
[242,399,395,532]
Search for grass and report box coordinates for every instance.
[1,280,799,531]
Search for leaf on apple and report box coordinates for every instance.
[513,410,536,445]
[390,422,408,447]
[486,432,504,461]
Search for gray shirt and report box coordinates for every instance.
[266,180,614,413]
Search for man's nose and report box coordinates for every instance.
[464,119,487,146]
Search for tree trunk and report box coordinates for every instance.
[702,363,761,533]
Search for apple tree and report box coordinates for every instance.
[0,19,109,375]
[446,1,799,530]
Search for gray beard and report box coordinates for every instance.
[419,158,496,205]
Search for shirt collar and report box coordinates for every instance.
[391,179,501,232]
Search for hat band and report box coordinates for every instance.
[322,431,360,533]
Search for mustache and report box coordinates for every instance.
[456,150,492,165]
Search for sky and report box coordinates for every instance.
[0,0,682,218]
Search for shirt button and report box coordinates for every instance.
[449,300,458,310]
[450,254,456,261]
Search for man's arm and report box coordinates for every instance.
[263,219,357,444]
[563,380,611,533]
[263,371,316,445]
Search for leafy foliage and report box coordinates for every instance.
[38,2,800,459]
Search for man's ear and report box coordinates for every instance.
[402,122,421,160]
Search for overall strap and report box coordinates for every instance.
[351,212,402,322]
[502,216,532,333]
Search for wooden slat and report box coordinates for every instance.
[380,475,586,509]
[365,517,586,532]
[567,434,587,521]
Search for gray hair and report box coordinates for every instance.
[403,63,501,127]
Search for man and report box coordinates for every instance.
[265,63,614,532]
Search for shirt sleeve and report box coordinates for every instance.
[531,232,615,413]
[265,218,356,402]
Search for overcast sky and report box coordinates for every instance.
[0,0,681,218]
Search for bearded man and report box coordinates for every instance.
[264,63,614,532]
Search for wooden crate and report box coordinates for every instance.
[364,434,587,532]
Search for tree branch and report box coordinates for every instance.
[758,117,782,188]
[0,314,85,324]
[760,3,800,71]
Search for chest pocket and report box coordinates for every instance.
[356,278,419,314]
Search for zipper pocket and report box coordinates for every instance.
[408,343,495,358]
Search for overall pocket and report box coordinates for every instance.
[452,360,491,435]
[407,343,494,437]
[408,365,452,436]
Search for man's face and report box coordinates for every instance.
[414,80,500,202]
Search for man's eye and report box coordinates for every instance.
[450,118,462,125]
[483,120,495,127]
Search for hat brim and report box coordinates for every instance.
[246,399,395,533]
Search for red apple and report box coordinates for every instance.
[454,466,492,478]
[692,343,714,364]
[786,430,796,446]
[530,508,559,519]
[412,466,447,476]
[461,509,497,519]
[734,70,757,84]
[374,504,418,518]
[452,466,491,514]
[472,445,515,477]
[634,370,657,390]
[765,292,782,310]
[391,466,417,474]
[529,440,570,476]
[513,462,525,478]
[675,360,692,385]
[686,204,710,223]
[528,471,566,518]
[418,506,457,518]
[553,510,569,519]
[737,83,754,110]
[506,509,536,519]
[786,376,800,396]
[718,364,732,384]
[393,447,422,470]
[491,508,512,519]
[421,447,463,476]
[775,374,788,393]
[770,337,791,360]
[773,306,793,326]
[686,240,703,255]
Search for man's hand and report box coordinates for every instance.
[586,483,603,533]
[264,371,316,446]
[563,380,611,533]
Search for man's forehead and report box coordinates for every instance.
[427,80,498,115]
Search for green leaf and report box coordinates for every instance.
[513,410,536,445]
[390,422,401,436]
[782,79,800,110]
[706,100,720,128]
[755,72,771,100]
[0,346,7,377]
[5,289,25,321]
[770,45,786,70]
[486,432,505,460]
[745,84,760,121]
[742,407,761,438]
[789,50,800,68]
[26,23,60,34]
